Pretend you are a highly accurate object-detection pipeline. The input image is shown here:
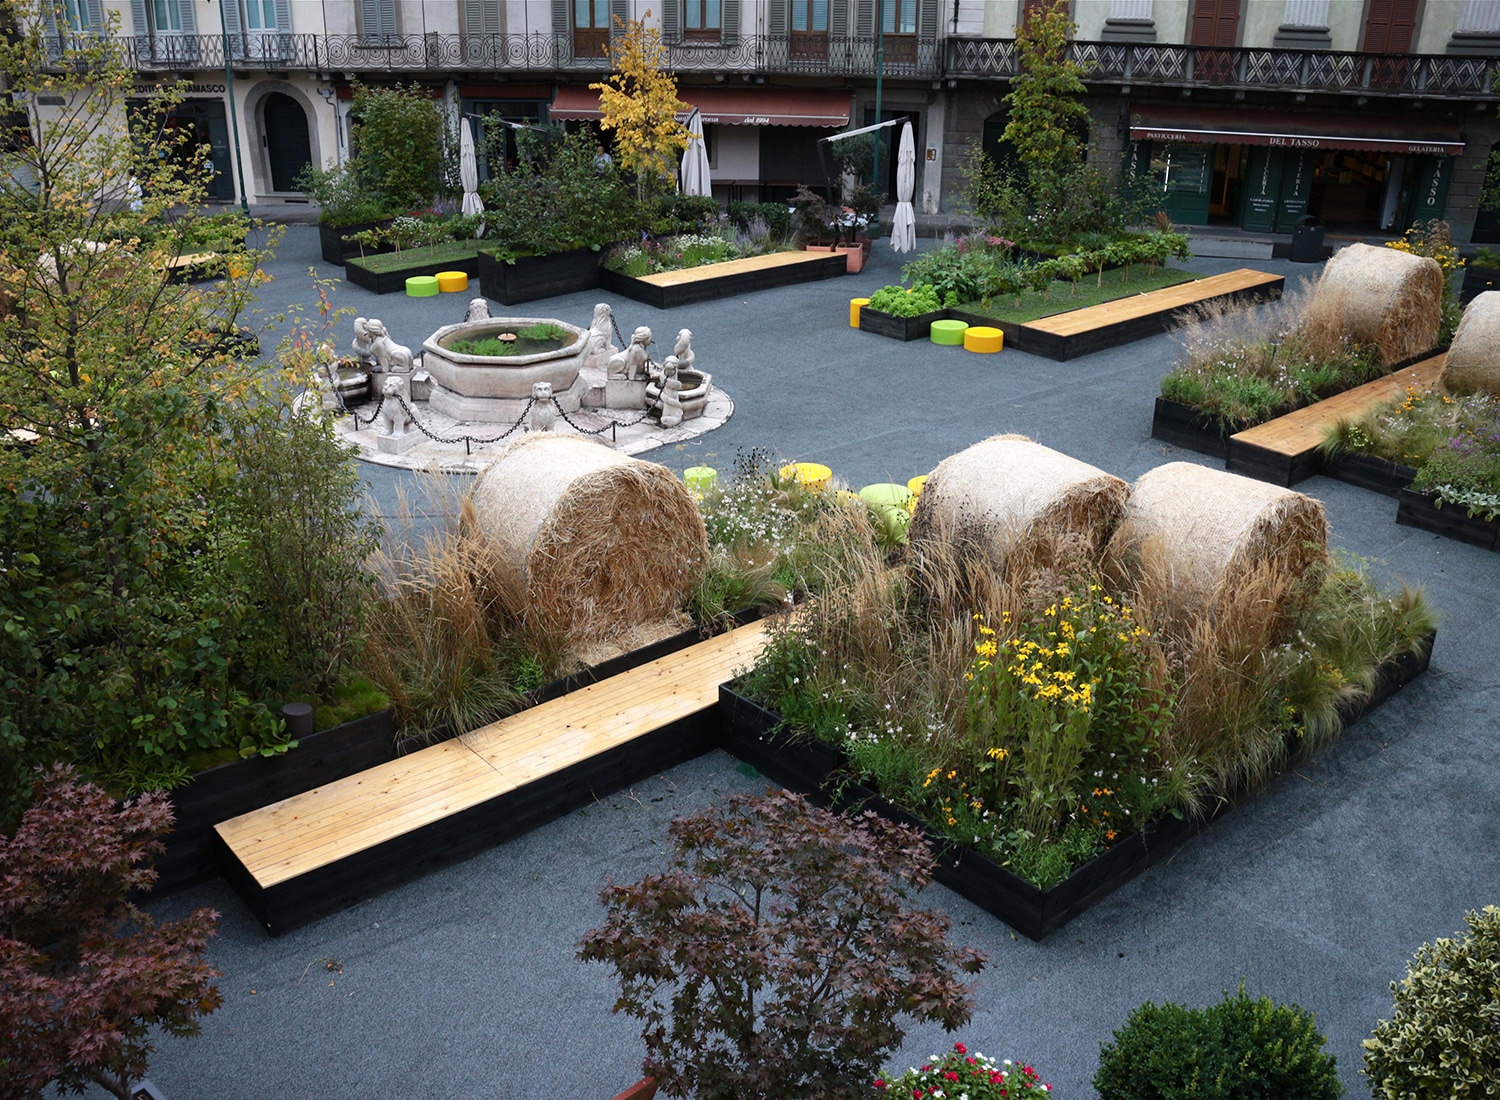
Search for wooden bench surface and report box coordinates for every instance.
[1230,354,1447,457]
[215,620,769,889]
[1025,269,1281,337]
[637,249,836,288]
[163,251,220,271]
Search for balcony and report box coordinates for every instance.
[947,38,1500,101]
[46,31,940,79]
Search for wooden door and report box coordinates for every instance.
[1363,0,1418,52]
[1190,0,1239,47]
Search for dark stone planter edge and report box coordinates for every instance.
[1396,488,1499,551]
[343,252,481,295]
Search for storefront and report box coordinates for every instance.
[457,85,551,179]
[547,86,853,202]
[1126,106,1463,233]
[128,85,235,202]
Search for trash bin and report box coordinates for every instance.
[1290,215,1325,263]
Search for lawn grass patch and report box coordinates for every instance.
[955,265,1196,325]
[349,240,480,274]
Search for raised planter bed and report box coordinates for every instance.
[717,631,1434,941]
[1396,488,1498,551]
[154,708,395,894]
[319,219,393,267]
[858,306,950,342]
[599,250,847,310]
[1460,264,1500,306]
[479,246,603,305]
[1322,451,1418,497]
[1150,397,1243,459]
[344,250,480,295]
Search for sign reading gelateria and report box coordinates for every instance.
[133,84,227,95]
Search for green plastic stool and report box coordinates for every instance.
[859,483,915,544]
[683,466,718,496]
[930,318,969,346]
[406,275,440,298]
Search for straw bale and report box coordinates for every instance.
[1108,462,1328,620]
[1442,291,1500,397]
[468,435,708,645]
[1309,243,1442,366]
[909,434,1130,571]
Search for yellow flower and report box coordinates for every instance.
[987,746,1008,760]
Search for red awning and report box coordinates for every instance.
[1129,106,1464,156]
[549,85,851,127]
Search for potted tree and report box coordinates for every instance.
[578,789,985,1100]
[791,184,838,252]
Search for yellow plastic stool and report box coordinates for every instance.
[683,466,718,496]
[964,325,1004,353]
[405,275,440,298]
[779,462,833,492]
[435,270,469,293]
[907,475,928,501]
[849,297,871,327]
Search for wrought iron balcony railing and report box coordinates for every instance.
[948,38,1500,100]
[44,31,941,79]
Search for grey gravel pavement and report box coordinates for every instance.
[131,225,1500,1100]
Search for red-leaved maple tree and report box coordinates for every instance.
[0,765,222,1100]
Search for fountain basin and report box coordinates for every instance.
[645,368,713,421]
[422,317,589,420]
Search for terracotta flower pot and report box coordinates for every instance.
[609,1078,657,1100]
[836,244,867,274]
[803,243,836,253]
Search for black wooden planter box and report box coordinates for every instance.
[858,306,949,341]
[343,251,480,295]
[155,708,395,894]
[478,247,602,305]
[1151,398,1244,459]
[319,220,393,267]
[1322,451,1417,497]
[716,631,1433,941]
[1225,436,1323,488]
[1460,264,1500,306]
[600,251,847,310]
[1396,488,1498,551]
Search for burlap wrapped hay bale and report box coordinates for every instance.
[909,434,1130,571]
[468,435,708,647]
[1309,242,1442,366]
[1441,291,1500,397]
[1108,462,1328,621]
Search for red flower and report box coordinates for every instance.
[944,1071,959,1082]
[953,1042,967,1054]
[874,1081,885,1090]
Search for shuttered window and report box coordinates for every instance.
[1189,0,1239,47]
[465,0,500,36]
[359,0,398,38]
[1363,0,1417,52]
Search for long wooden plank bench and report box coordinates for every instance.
[598,249,848,309]
[950,268,1285,361]
[216,620,769,935]
[1226,354,1447,486]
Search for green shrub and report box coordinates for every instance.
[348,82,445,213]
[868,283,941,317]
[1095,985,1343,1100]
[480,131,638,255]
[728,199,794,238]
[1363,905,1500,1099]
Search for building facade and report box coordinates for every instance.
[37,0,1500,241]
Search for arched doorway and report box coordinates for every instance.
[263,92,312,193]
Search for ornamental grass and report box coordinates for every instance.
[740,491,1435,888]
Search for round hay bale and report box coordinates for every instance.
[1309,243,1443,366]
[1107,462,1328,620]
[1442,290,1500,397]
[909,434,1130,571]
[468,435,708,645]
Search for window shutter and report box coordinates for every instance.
[40,0,59,35]
[175,0,198,61]
[919,0,937,39]
[662,0,680,39]
[274,0,292,32]
[768,0,788,36]
[128,0,148,37]
[552,0,567,32]
[466,0,499,36]
[1190,0,1238,47]
[271,0,293,58]
[610,0,629,35]
[1364,0,1417,52]
[176,0,196,33]
[222,0,243,58]
[85,0,103,28]
[723,0,740,41]
[831,0,848,35]
[855,0,874,35]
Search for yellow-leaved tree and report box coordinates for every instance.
[590,13,690,198]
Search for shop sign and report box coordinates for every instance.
[133,84,226,95]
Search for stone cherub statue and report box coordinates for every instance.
[673,328,695,374]
[607,325,653,381]
[584,302,620,372]
[364,318,415,374]
[659,356,684,429]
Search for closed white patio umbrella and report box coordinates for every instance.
[460,117,485,229]
[680,108,712,198]
[890,120,916,253]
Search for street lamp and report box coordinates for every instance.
[210,0,250,212]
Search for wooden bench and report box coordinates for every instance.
[1226,354,1447,486]
[599,249,848,309]
[952,268,1285,361]
[215,620,769,935]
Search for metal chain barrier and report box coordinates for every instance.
[393,393,533,452]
